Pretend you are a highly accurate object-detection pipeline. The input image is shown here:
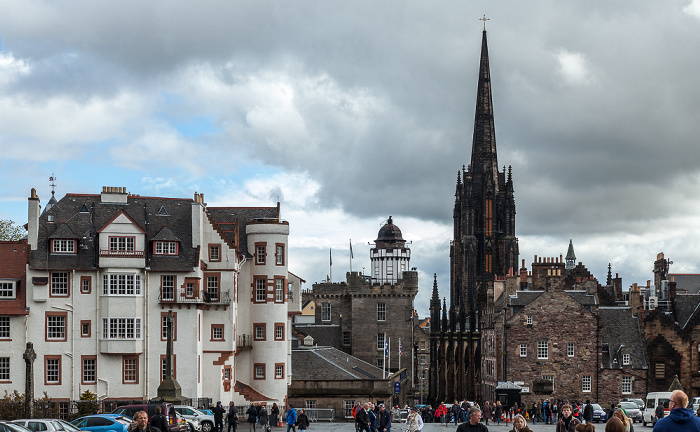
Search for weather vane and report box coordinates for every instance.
[49,174,57,197]
[479,14,490,31]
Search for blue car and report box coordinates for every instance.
[71,415,131,432]
[592,404,607,423]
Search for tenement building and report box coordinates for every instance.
[296,217,418,386]
[430,29,518,404]
[0,186,302,406]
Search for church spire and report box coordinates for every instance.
[565,239,576,270]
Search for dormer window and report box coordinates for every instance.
[622,353,630,365]
[51,239,76,254]
[0,281,17,299]
[154,241,178,255]
[109,236,135,252]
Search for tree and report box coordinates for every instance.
[0,219,26,241]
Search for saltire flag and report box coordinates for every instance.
[399,339,402,356]
[384,334,388,357]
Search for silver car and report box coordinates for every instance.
[174,406,214,432]
[618,401,643,423]
[12,420,82,432]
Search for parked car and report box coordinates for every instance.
[111,403,179,432]
[617,401,643,423]
[0,421,33,432]
[174,406,214,432]
[591,404,607,423]
[12,420,81,432]
[71,415,131,432]
[691,396,700,412]
[625,398,645,412]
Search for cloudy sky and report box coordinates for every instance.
[2,1,700,316]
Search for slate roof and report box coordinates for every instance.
[509,291,544,306]
[292,324,341,347]
[669,274,700,294]
[292,346,384,380]
[207,205,280,257]
[673,294,700,329]
[599,307,647,370]
[31,193,198,272]
[565,290,597,306]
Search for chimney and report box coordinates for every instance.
[192,192,204,248]
[101,186,128,204]
[28,188,41,250]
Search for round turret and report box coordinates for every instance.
[375,216,406,249]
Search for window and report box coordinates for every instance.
[82,356,96,384]
[102,318,142,340]
[0,281,16,299]
[377,303,386,321]
[275,363,284,379]
[45,356,61,385]
[275,278,284,302]
[321,303,331,322]
[160,312,177,341]
[50,272,69,297]
[567,342,575,357]
[377,358,384,369]
[224,366,231,381]
[211,325,224,341]
[161,275,175,301]
[582,375,591,392]
[122,356,138,384]
[420,355,426,365]
[275,323,284,341]
[288,282,294,300]
[306,401,317,409]
[255,278,266,303]
[160,355,176,381]
[206,275,219,301]
[655,362,665,379]
[537,340,549,359]
[254,364,265,379]
[519,344,527,357]
[542,375,554,392]
[102,274,142,296]
[276,244,285,265]
[154,241,178,255]
[622,376,632,394]
[377,333,385,350]
[0,317,9,339]
[254,324,266,341]
[186,282,195,298]
[256,244,266,265]
[526,315,533,325]
[80,320,91,338]
[622,353,630,365]
[51,239,75,254]
[209,244,221,262]
[0,357,9,381]
[344,401,355,418]
[46,313,67,341]
[80,276,91,294]
[343,332,351,346]
[109,236,134,251]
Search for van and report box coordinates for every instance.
[111,403,181,432]
[643,392,673,426]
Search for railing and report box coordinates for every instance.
[159,289,232,305]
[100,249,145,258]
[299,408,335,422]
[237,334,252,350]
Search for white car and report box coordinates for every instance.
[174,406,214,432]
[12,420,82,432]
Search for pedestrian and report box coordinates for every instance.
[369,404,378,432]
[356,403,371,432]
[456,407,488,432]
[483,402,492,426]
[285,405,297,432]
[494,401,503,426]
[352,402,362,432]
[512,414,532,432]
[246,404,258,432]
[271,404,280,428]
[257,405,269,432]
[583,401,593,425]
[213,402,226,432]
[150,406,169,432]
[453,402,462,425]
[544,401,551,425]
[435,403,447,426]
[295,409,310,432]
[377,404,392,432]
[406,407,423,432]
[653,390,700,432]
[655,403,665,423]
[612,408,633,432]
[132,411,162,432]
[227,402,239,432]
[575,423,595,432]
[606,418,625,432]
[556,404,580,432]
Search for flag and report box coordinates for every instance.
[384,334,388,357]
[350,239,353,258]
[399,339,402,356]
[330,248,332,266]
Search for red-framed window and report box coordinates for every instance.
[51,239,76,254]
[45,355,62,385]
[122,355,139,384]
[81,355,97,384]
[80,276,91,294]
[205,273,220,301]
[154,241,178,255]
[254,363,265,380]
[209,244,221,262]
[160,312,178,341]
[161,275,176,302]
[50,272,70,297]
[254,323,266,341]
[80,320,91,338]
[254,276,267,303]
[274,323,285,341]
[211,324,225,341]
[160,355,177,382]
[109,236,135,252]
[275,243,285,266]
[46,312,68,342]
[255,242,266,265]
[274,363,284,379]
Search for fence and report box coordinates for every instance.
[299,408,335,422]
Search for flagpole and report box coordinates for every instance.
[398,338,401,371]
[329,248,332,283]
[388,337,391,374]
[383,332,387,379]
[349,239,353,273]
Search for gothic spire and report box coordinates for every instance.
[470,30,499,190]
[607,263,613,286]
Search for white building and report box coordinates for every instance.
[0,186,301,405]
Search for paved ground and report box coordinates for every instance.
[265,419,652,432]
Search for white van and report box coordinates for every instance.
[643,392,673,426]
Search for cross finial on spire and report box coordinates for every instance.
[479,14,490,31]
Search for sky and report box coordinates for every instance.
[2,1,700,317]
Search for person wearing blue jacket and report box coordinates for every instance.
[377,404,392,432]
[653,391,700,432]
[286,405,297,432]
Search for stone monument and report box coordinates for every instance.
[23,342,36,418]
[157,310,187,403]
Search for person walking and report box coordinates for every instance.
[653,390,700,432]
[270,404,280,428]
[435,403,448,426]
[356,403,371,432]
[285,405,297,432]
[227,402,239,432]
[406,407,423,432]
[494,401,503,426]
[213,402,226,432]
[257,405,269,432]
[369,404,378,432]
[452,402,462,425]
[149,406,169,432]
[483,402,492,426]
[246,404,258,432]
[377,404,392,432]
[583,401,593,425]
[295,409,310,432]
[556,405,580,432]
[456,407,488,432]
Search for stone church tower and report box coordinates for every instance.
[431,29,518,404]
